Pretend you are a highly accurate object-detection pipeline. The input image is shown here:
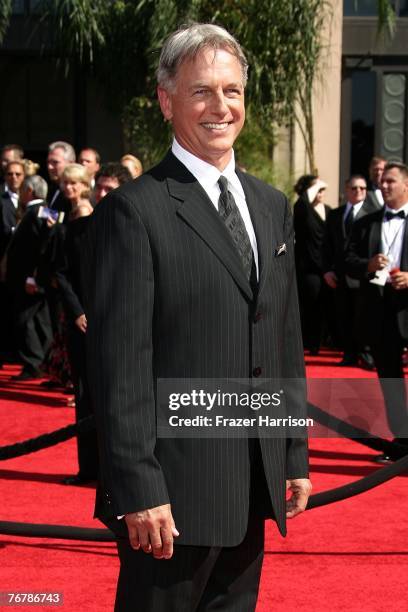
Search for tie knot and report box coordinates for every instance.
[218,176,229,195]
[385,210,405,221]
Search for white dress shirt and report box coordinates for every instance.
[172,139,259,279]
[344,199,364,221]
[27,198,44,208]
[375,188,384,206]
[381,203,408,278]
[4,185,18,209]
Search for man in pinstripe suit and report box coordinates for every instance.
[84,23,311,612]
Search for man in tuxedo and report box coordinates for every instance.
[78,148,101,188]
[93,163,132,204]
[366,156,386,208]
[84,24,311,611]
[0,158,25,361]
[346,162,408,462]
[0,144,24,187]
[46,141,75,215]
[0,160,25,258]
[6,174,52,380]
[323,174,380,366]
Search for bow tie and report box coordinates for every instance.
[385,210,406,220]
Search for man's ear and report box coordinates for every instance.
[157,87,173,121]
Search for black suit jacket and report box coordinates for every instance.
[293,194,330,274]
[83,151,308,545]
[54,217,89,321]
[323,198,381,279]
[5,203,48,290]
[48,183,71,218]
[0,191,17,259]
[345,209,408,341]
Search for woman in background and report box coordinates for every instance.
[294,175,331,355]
[120,153,143,178]
[54,164,97,484]
[41,164,92,389]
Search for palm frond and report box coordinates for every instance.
[0,0,12,44]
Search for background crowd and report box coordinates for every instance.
[0,143,405,480]
[0,141,141,484]
[293,156,386,368]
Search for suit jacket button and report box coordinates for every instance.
[253,367,262,377]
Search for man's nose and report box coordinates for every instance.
[211,91,229,115]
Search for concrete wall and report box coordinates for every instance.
[278,0,343,207]
[311,0,343,207]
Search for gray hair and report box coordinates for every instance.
[157,23,248,91]
[48,140,76,162]
[23,175,48,200]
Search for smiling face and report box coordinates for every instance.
[345,178,367,205]
[158,47,245,171]
[62,178,88,204]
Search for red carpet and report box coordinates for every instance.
[1,354,407,611]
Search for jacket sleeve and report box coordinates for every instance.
[345,218,370,280]
[322,211,335,274]
[282,197,309,479]
[54,226,84,321]
[82,191,169,516]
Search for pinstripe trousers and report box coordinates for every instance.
[114,441,272,612]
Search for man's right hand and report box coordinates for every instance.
[25,279,38,295]
[368,253,389,273]
[75,314,87,333]
[323,271,337,289]
[125,503,179,560]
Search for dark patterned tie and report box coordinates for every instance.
[344,207,354,236]
[218,176,253,281]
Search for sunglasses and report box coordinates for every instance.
[350,186,367,191]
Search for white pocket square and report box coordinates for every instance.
[275,243,287,257]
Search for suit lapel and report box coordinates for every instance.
[369,212,383,257]
[163,153,253,301]
[401,217,408,270]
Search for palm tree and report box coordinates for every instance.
[0,0,398,172]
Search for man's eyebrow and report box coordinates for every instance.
[189,81,243,90]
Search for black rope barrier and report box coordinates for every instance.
[1,399,405,462]
[1,452,407,542]
[307,402,408,457]
[1,399,407,541]
[0,415,95,461]
[307,452,408,509]
[0,521,115,542]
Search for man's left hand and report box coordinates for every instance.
[390,270,408,290]
[286,478,312,518]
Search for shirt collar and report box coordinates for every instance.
[346,199,364,212]
[384,202,408,217]
[4,184,16,196]
[172,138,244,198]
